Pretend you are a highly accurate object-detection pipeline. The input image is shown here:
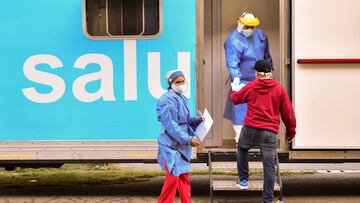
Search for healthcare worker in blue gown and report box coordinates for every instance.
[224,12,273,144]
[157,70,202,203]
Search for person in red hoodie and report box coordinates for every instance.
[230,60,296,203]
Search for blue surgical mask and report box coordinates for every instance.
[241,29,254,37]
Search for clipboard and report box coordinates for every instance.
[195,108,213,142]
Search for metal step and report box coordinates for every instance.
[211,162,265,171]
[212,180,280,191]
[210,163,237,172]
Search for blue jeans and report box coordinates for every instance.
[237,126,277,203]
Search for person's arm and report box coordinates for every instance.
[279,89,297,142]
[229,83,251,105]
[264,36,273,66]
[157,98,192,145]
[188,116,202,131]
[224,40,243,79]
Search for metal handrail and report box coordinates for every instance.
[297,59,360,64]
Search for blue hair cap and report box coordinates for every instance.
[166,70,184,85]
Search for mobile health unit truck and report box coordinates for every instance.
[1,0,360,170]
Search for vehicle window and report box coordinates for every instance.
[84,0,161,38]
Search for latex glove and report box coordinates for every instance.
[233,77,240,85]
[231,77,241,91]
[231,82,245,92]
[231,82,241,92]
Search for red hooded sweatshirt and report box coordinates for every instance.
[230,79,296,141]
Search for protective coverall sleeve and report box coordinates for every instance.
[264,36,273,66]
[188,117,202,131]
[157,99,192,145]
[224,41,242,79]
[279,89,297,141]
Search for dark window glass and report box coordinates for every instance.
[85,0,160,37]
[144,0,160,35]
[86,0,107,36]
[108,0,143,35]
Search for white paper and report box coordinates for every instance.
[195,108,213,142]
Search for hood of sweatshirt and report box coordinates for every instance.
[253,79,278,95]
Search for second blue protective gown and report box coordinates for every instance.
[156,90,201,176]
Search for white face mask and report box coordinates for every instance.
[237,23,254,38]
[171,83,188,94]
[241,28,254,37]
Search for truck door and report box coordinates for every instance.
[202,0,285,148]
[292,0,360,149]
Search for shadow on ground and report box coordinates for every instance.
[0,174,359,198]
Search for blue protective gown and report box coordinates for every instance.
[223,28,273,125]
[156,90,201,176]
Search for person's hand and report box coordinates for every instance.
[231,77,241,91]
[233,77,240,85]
[197,115,205,122]
[196,110,205,122]
[231,82,245,92]
[231,82,241,92]
[190,138,201,147]
[287,136,295,144]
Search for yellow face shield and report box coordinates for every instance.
[237,16,260,27]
